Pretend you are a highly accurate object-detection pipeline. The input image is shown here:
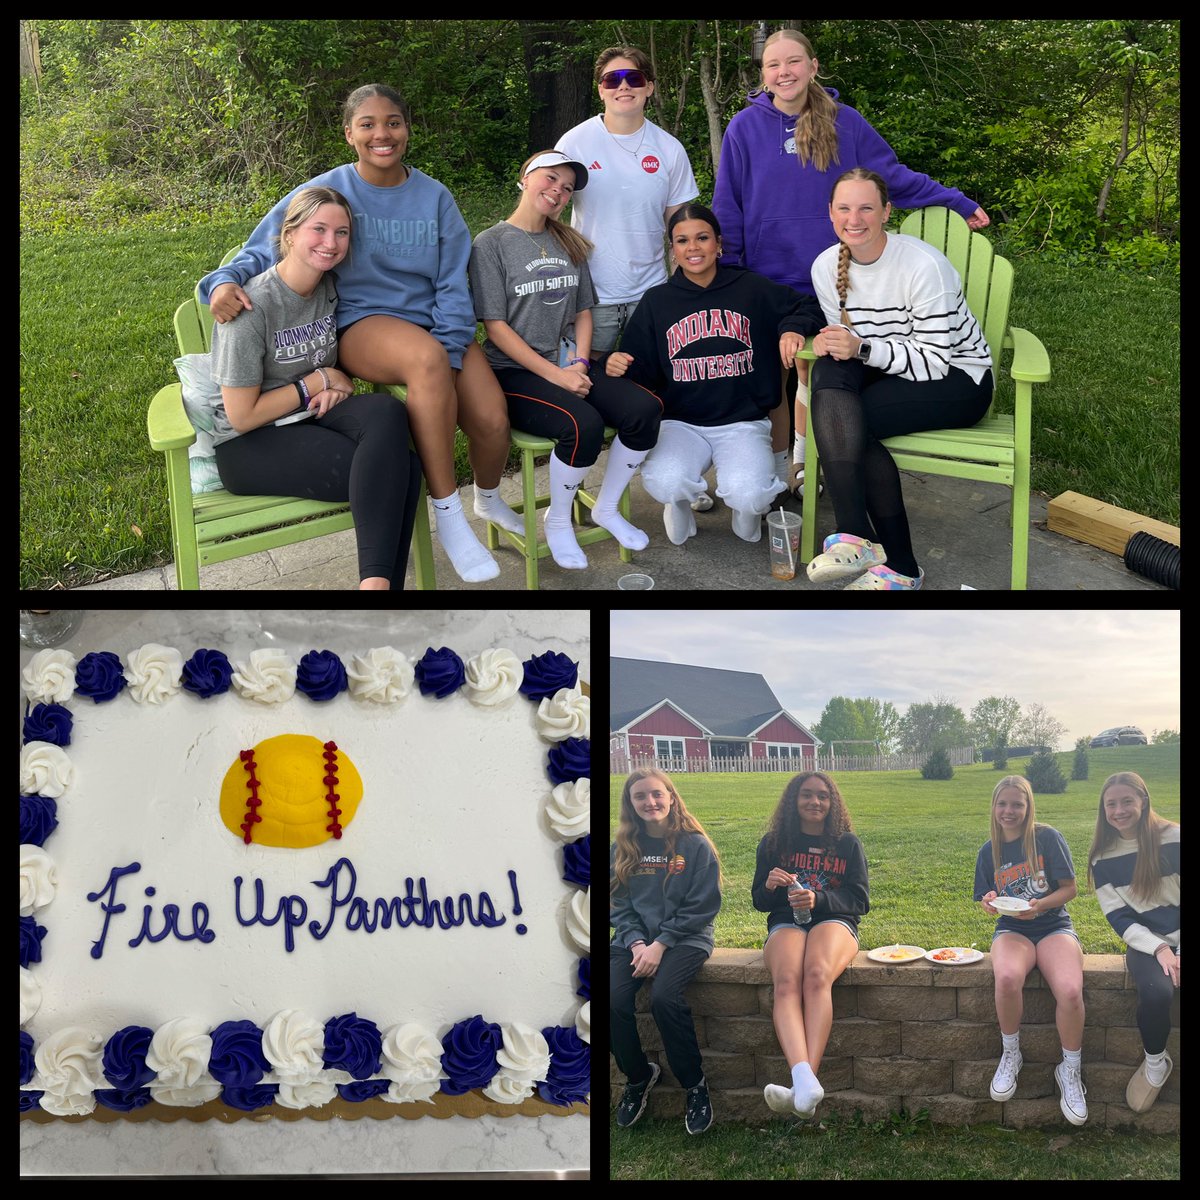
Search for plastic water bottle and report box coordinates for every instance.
[788,875,812,926]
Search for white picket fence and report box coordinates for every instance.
[609,747,975,775]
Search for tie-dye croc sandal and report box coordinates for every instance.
[806,533,887,583]
[844,564,925,590]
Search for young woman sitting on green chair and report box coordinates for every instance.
[806,169,994,590]
[209,186,422,591]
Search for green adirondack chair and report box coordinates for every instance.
[146,246,435,590]
[798,206,1051,590]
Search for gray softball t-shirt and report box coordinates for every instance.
[208,266,339,446]
[468,221,596,372]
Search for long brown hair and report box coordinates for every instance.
[610,769,723,897]
[989,775,1043,884]
[762,770,854,865]
[761,29,840,172]
[1087,772,1177,901]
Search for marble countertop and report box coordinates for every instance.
[20,608,590,1178]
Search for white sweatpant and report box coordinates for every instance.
[641,417,782,515]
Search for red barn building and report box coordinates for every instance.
[611,657,820,773]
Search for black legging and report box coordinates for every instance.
[495,363,662,467]
[811,359,993,578]
[214,392,421,586]
[1126,946,1176,1054]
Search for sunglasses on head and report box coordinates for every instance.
[600,68,649,89]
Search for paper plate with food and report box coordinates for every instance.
[866,944,927,964]
[925,946,984,965]
[989,896,1032,913]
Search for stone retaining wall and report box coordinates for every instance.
[609,950,1180,1131]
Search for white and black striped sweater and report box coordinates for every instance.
[811,232,992,384]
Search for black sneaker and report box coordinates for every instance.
[685,1076,714,1135]
[616,1062,661,1129]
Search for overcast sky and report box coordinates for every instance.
[611,610,1179,748]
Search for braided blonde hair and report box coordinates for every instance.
[830,168,890,325]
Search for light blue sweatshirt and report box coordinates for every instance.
[198,163,477,369]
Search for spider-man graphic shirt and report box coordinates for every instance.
[751,831,870,935]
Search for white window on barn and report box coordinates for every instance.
[653,738,687,770]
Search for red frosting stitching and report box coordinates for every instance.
[323,740,343,839]
[239,748,263,844]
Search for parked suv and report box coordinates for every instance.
[1090,726,1148,748]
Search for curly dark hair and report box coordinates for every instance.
[762,770,853,863]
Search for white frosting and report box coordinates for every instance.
[33,1026,104,1114]
[346,647,414,703]
[261,1009,326,1082]
[20,967,41,1025]
[575,1000,590,1044]
[380,1022,447,1103]
[231,648,297,703]
[20,844,57,916]
[144,1016,215,1090]
[20,644,589,1116]
[22,649,77,705]
[150,1080,223,1107]
[20,742,74,799]
[545,778,590,841]
[464,648,523,706]
[566,887,590,954]
[536,687,590,741]
[483,1022,551,1104]
[276,1077,339,1110]
[125,643,185,705]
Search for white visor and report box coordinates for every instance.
[521,151,588,191]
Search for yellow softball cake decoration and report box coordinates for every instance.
[219,734,363,848]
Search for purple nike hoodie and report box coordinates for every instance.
[711,88,980,296]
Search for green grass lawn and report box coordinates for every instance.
[609,743,1179,953]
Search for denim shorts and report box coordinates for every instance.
[765,915,860,946]
[992,925,1080,949]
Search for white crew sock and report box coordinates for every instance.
[790,1061,823,1113]
[545,455,590,569]
[430,491,500,583]
[792,432,807,465]
[1001,1031,1020,1052]
[591,437,649,550]
[472,482,524,535]
[1144,1049,1170,1086]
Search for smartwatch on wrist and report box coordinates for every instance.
[856,340,871,363]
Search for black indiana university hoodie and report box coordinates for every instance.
[618,264,823,427]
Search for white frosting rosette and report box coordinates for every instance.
[536,687,590,741]
[146,1016,221,1106]
[20,966,42,1026]
[261,1009,326,1083]
[22,649,77,705]
[20,741,74,799]
[232,649,297,704]
[347,646,414,703]
[575,1001,590,1045]
[125,643,185,705]
[482,1022,551,1104]
[464,648,523,706]
[566,887,590,954]
[380,1022,447,1104]
[276,1077,340,1110]
[545,777,590,841]
[20,844,57,916]
[33,1026,105,1116]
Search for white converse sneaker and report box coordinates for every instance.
[1055,1060,1088,1125]
[989,1045,1023,1101]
